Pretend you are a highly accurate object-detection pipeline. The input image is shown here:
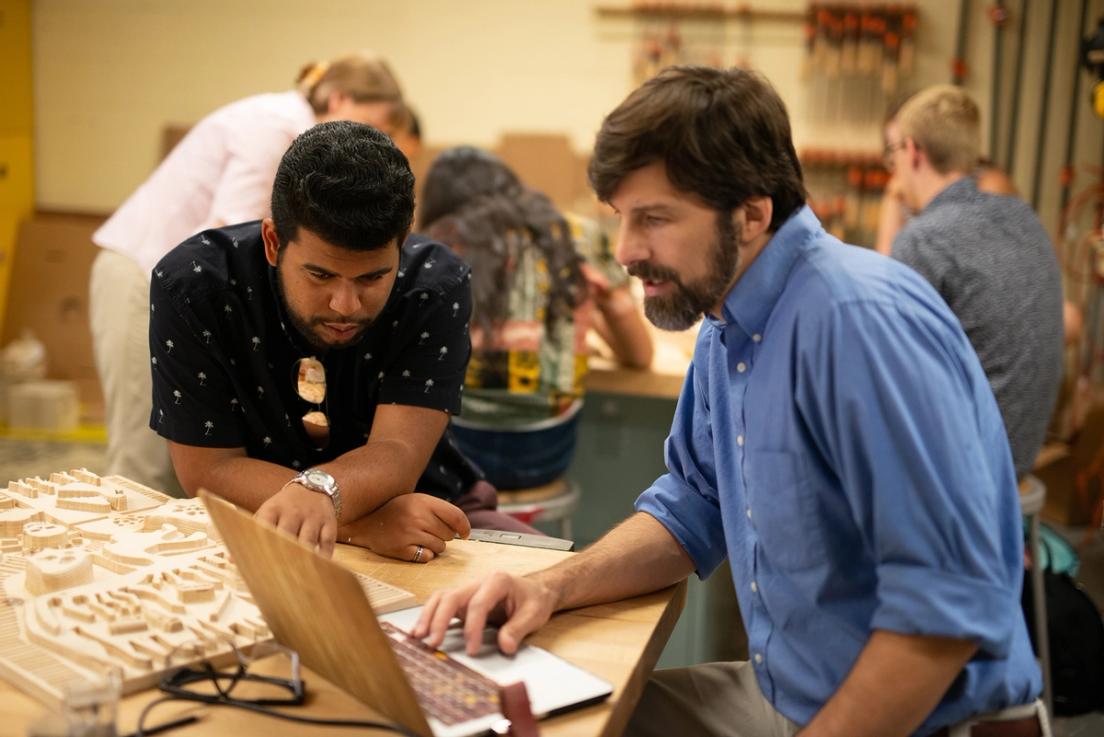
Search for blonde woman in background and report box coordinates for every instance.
[90,51,409,493]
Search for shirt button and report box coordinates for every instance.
[746,507,752,519]
[752,333,762,342]
[737,435,745,446]
[754,653,763,665]
[736,362,747,373]
[751,581,758,593]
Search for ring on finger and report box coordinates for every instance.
[412,544,424,563]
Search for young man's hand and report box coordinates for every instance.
[413,513,691,656]
[255,482,339,557]
[413,571,558,656]
[337,493,470,563]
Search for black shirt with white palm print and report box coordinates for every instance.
[149,220,479,502]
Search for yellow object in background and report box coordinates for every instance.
[0,0,34,336]
[1094,80,1104,119]
[507,351,540,393]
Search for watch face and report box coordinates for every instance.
[304,469,333,488]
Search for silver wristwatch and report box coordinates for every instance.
[290,467,342,521]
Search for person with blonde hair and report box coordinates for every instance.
[885,84,1063,480]
[91,51,408,493]
[388,101,423,161]
[874,89,1017,256]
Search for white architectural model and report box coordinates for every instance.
[0,469,413,708]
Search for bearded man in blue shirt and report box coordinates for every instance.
[415,66,1045,737]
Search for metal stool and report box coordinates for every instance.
[1020,474,1052,718]
[496,477,580,539]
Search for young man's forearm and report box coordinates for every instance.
[321,438,432,520]
[533,512,695,611]
[798,630,978,737]
[414,511,695,653]
[177,438,429,521]
[178,453,297,511]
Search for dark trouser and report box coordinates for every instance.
[450,413,579,491]
[625,661,1048,737]
[932,701,1048,736]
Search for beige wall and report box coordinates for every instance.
[27,0,904,210]
[34,0,634,212]
[32,0,1104,242]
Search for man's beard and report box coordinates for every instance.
[628,215,740,331]
[275,264,371,352]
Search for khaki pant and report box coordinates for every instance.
[625,661,800,737]
[89,249,181,495]
[624,661,1050,737]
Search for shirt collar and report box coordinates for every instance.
[713,205,822,339]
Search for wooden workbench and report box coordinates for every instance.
[1,538,686,737]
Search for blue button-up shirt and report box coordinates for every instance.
[636,206,1040,735]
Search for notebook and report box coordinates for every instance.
[200,491,612,737]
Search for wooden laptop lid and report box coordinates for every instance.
[200,490,433,737]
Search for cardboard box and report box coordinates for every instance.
[161,124,190,161]
[413,135,596,225]
[1,213,105,420]
[497,133,585,211]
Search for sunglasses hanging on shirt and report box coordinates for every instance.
[295,357,329,450]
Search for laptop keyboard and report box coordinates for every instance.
[381,622,502,726]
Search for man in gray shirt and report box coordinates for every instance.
[887,85,1064,478]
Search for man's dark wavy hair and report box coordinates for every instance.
[589,66,806,231]
[271,121,414,250]
[419,146,585,345]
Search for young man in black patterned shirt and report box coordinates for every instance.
[149,121,535,560]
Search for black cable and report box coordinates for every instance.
[135,694,424,737]
[1030,0,1061,210]
[1059,0,1092,219]
[952,0,971,85]
[1004,0,1030,175]
[135,661,426,737]
[991,0,1006,163]
[133,695,191,737]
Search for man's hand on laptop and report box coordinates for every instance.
[255,482,339,558]
[413,571,558,656]
[338,493,471,563]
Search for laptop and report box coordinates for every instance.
[200,491,612,737]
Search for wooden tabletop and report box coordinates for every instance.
[1,538,686,737]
